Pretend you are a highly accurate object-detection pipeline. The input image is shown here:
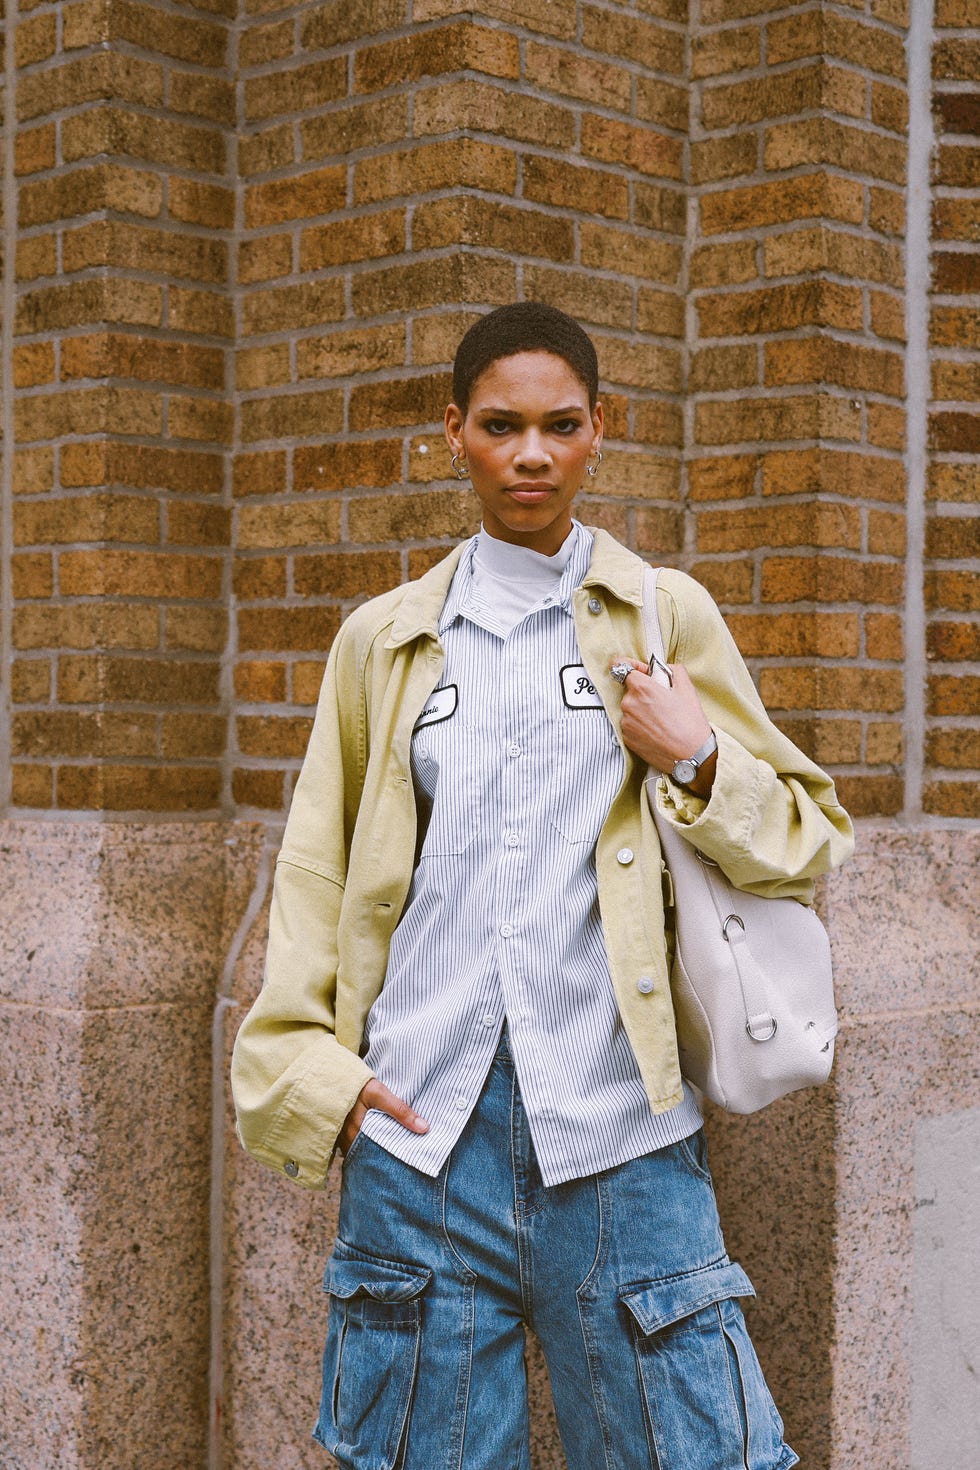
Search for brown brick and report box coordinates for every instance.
[834,775,903,818]
[933,40,980,83]
[17,279,163,333]
[356,19,520,91]
[19,163,157,224]
[293,662,327,705]
[349,374,452,432]
[14,494,159,546]
[61,442,222,495]
[165,607,228,653]
[763,228,902,287]
[294,551,402,599]
[636,290,686,339]
[690,133,758,186]
[409,436,454,483]
[57,765,222,813]
[347,488,474,543]
[353,255,514,319]
[701,173,864,235]
[866,720,903,764]
[764,117,906,187]
[415,81,573,150]
[232,450,288,497]
[633,400,684,449]
[17,235,59,281]
[869,186,906,237]
[240,390,344,443]
[17,53,162,122]
[60,107,224,174]
[232,767,287,809]
[761,555,903,605]
[698,503,862,554]
[523,268,633,330]
[928,675,980,716]
[688,455,758,501]
[926,728,980,770]
[11,660,52,704]
[239,235,293,284]
[581,6,684,74]
[64,0,226,64]
[693,340,758,393]
[244,166,346,228]
[238,606,342,653]
[934,250,980,296]
[355,139,518,205]
[11,552,54,599]
[171,287,235,337]
[726,612,860,658]
[764,339,904,396]
[166,502,231,548]
[870,291,907,343]
[923,782,980,820]
[300,210,405,271]
[13,343,55,388]
[633,183,686,234]
[697,282,864,337]
[931,306,980,350]
[235,660,287,703]
[525,40,632,111]
[239,124,294,175]
[581,223,681,285]
[927,620,980,662]
[60,550,222,598]
[58,654,219,705]
[13,447,55,495]
[582,115,683,181]
[596,341,681,393]
[690,242,758,289]
[926,514,980,559]
[239,16,292,66]
[925,570,980,612]
[296,324,406,381]
[935,142,980,191]
[692,24,761,79]
[14,122,56,176]
[523,156,629,222]
[169,396,234,445]
[592,452,680,502]
[11,766,54,808]
[237,501,342,550]
[634,508,685,556]
[303,96,409,162]
[160,713,226,758]
[928,463,980,504]
[169,179,234,230]
[16,11,57,64]
[412,198,574,263]
[694,394,862,447]
[863,614,905,661]
[295,440,405,494]
[776,717,863,765]
[233,556,287,599]
[758,666,904,712]
[701,64,824,130]
[236,345,291,390]
[245,57,346,121]
[868,402,906,451]
[688,560,755,605]
[241,279,344,336]
[933,360,980,403]
[13,603,159,652]
[15,386,164,442]
[872,81,909,135]
[868,510,907,556]
[12,711,158,759]
[412,312,482,369]
[61,333,224,390]
[932,198,980,244]
[935,93,980,136]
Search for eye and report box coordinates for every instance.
[483,418,513,435]
[552,418,582,435]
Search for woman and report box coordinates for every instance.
[231,302,853,1469]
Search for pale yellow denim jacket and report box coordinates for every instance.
[230,530,854,1188]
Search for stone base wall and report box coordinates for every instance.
[6,818,971,1468]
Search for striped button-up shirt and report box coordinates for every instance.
[360,524,701,1186]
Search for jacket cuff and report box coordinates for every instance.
[648,726,763,854]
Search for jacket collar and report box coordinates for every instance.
[384,526,646,649]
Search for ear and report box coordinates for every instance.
[591,400,604,451]
[444,402,464,455]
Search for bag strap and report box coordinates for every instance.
[640,565,671,689]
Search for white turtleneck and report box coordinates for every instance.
[468,523,578,637]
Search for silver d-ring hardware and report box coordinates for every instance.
[747,1016,778,1042]
[695,850,720,868]
[722,913,745,939]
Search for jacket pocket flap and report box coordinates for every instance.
[620,1260,755,1336]
[324,1246,431,1304]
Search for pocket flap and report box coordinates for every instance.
[324,1244,431,1304]
[620,1260,755,1336]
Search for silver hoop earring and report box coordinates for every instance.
[451,453,468,480]
[587,448,602,478]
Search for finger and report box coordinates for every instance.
[609,656,650,682]
[366,1079,429,1134]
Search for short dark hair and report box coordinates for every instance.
[452,302,599,414]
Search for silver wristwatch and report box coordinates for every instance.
[671,731,718,787]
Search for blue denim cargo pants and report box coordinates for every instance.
[314,1036,799,1470]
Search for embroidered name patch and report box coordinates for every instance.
[560,665,605,709]
[414,684,458,729]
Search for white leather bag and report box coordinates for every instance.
[641,566,839,1114]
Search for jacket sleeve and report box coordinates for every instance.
[229,622,374,1190]
[650,570,854,901]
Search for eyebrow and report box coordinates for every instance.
[474,404,586,417]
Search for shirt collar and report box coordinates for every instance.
[439,522,595,634]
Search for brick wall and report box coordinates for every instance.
[928,1,980,819]
[1,1,978,824]
[7,0,233,813]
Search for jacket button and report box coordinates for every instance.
[284,1160,299,1178]
[588,597,602,614]
[637,976,655,995]
[616,847,634,865]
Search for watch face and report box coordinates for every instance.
[673,759,696,784]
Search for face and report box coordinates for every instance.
[445,350,603,557]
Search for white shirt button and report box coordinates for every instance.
[453,1095,468,1110]
[507,744,521,758]
[499,922,514,937]
[616,847,634,865]
[505,832,520,847]
[637,976,655,994]
[482,1013,496,1027]
[588,597,602,614]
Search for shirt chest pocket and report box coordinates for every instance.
[411,712,483,859]
[548,711,624,845]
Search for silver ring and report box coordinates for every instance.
[610,662,632,685]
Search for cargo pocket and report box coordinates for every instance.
[314,1240,432,1470]
[620,1261,796,1470]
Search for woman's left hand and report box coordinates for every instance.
[611,657,717,798]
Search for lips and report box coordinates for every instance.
[506,482,555,503]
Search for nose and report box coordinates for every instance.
[514,429,550,470]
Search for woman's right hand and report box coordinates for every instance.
[338,1078,430,1155]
